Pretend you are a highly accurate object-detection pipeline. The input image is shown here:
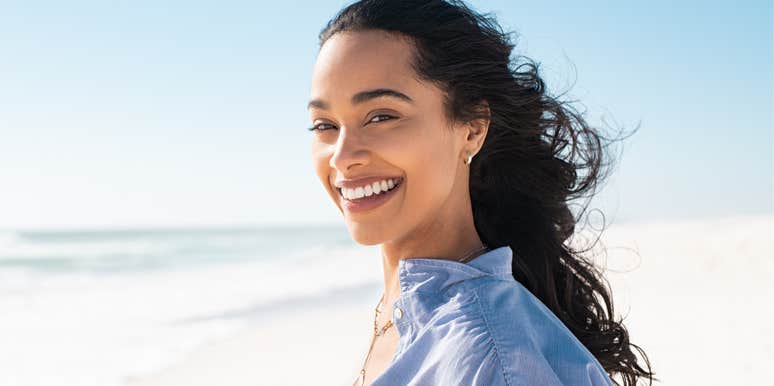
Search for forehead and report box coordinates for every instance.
[311,30,419,98]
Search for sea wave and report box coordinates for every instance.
[0,226,353,272]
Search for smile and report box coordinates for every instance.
[338,177,403,200]
[337,177,404,213]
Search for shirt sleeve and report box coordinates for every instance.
[437,338,516,386]
[501,350,615,386]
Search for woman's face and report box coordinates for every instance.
[308,30,469,245]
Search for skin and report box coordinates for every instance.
[308,30,489,383]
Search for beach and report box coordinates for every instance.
[1,214,771,385]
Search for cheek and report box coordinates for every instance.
[395,124,457,212]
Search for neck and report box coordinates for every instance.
[378,207,484,312]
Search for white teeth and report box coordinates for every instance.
[340,178,401,200]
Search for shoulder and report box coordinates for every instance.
[449,276,613,386]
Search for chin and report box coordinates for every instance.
[344,221,390,246]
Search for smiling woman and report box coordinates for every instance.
[307,1,654,386]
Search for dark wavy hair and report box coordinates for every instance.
[318,0,655,385]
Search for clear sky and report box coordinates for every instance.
[0,0,771,229]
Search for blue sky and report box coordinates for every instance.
[0,0,771,229]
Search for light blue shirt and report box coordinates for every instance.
[368,245,613,386]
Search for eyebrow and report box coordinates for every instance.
[307,88,414,110]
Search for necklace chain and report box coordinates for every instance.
[355,243,489,385]
[455,243,489,264]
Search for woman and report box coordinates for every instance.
[308,1,655,385]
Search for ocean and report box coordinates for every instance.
[0,226,383,386]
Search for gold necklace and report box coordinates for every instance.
[355,243,489,386]
[355,293,392,386]
[455,243,489,264]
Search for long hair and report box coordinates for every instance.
[318,1,655,384]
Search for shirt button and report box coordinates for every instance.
[394,306,403,320]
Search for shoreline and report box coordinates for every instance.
[125,294,376,386]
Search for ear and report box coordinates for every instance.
[463,100,490,155]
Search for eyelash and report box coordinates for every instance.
[307,114,396,132]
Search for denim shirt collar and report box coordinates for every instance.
[391,245,514,339]
[396,245,514,296]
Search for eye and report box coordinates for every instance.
[307,122,336,132]
[369,114,396,124]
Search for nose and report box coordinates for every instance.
[329,125,370,173]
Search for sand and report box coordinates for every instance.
[124,299,374,386]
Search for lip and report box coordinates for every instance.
[338,177,404,213]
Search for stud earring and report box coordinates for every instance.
[464,151,473,165]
